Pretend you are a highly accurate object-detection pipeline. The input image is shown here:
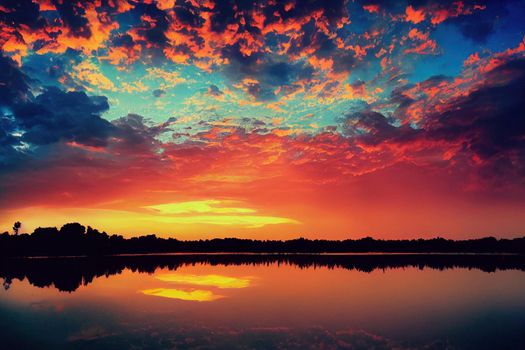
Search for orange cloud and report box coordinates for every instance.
[363,5,380,14]
[405,6,425,24]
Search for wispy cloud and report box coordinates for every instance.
[143,200,256,214]
[142,200,298,228]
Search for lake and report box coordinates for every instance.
[1,254,525,349]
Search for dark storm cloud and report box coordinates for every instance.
[13,87,114,146]
[0,55,174,174]
[0,55,30,166]
[0,53,114,166]
[427,59,525,160]
[0,55,32,107]
[343,58,525,179]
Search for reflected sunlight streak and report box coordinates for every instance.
[155,273,253,289]
[140,288,225,302]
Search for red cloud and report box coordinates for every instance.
[405,6,425,24]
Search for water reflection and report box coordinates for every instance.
[155,273,252,288]
[141,272,253,301]
[1,253,524,293]
[141,288,225,301]
[1,255,525,349]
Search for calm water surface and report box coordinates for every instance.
[1,255,525,349]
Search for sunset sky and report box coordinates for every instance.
[1,0,525,239]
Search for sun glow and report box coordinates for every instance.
[1,201,299,237]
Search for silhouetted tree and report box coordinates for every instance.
[59,223,85,236]
[33,227,59,238]
[13,221,21,235]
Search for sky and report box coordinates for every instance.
[1,0,525,239]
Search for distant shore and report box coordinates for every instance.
[2,223,524,257]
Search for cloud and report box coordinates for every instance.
[426,58,525,176]
[0,54,32,106]
[152,88,165,97]
[207,84,223,97]
[341,57,525,182]
[144,200,256,214]
[0,0,45,30]
[222,44,314,100]
[0,55,174,175]
[52,0,92,38]
[343,110,420,146]
[0,53,116,168]
[445,0,512,43]
[13,87,113,146]
[71,60,116,91]
[142,200,298,228]
[405,5,425,24]
[143,214,299,228]
[111,113,171,154]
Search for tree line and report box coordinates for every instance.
[1,222,525,257]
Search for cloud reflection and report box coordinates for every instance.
[155,273,253,289]
[141,288,225,302]
[141,273,253,302]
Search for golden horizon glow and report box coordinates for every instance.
[155,273,252,289]
[141,200,299,228]
[143,200,257,214]
[141,288,225,301]
[148,214,298,228]
[0,201,300,237]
